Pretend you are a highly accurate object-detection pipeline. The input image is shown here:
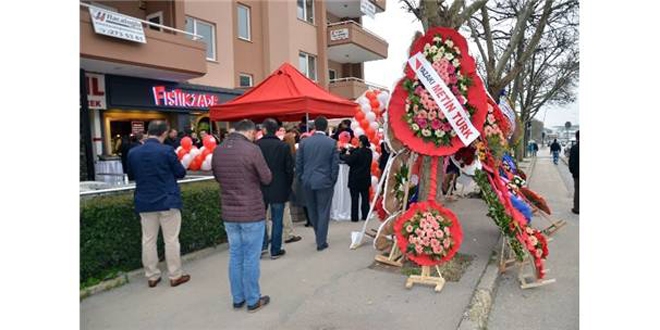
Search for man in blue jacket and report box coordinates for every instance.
[127,120,190,288]
[296,116,339,251]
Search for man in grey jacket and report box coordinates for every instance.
[295,116,339,251]
[212,119,272,313]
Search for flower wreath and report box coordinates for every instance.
[521,226,549,279]
[389,27,489,156]
[394,200,463,266]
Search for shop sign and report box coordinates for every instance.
[86,73,106,109]
[330,28,349,41]
[89,6,146,44]
[132,121,145,134]
[152,86,220,109]
[360,0,376,19]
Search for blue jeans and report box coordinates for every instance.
[552,151,559,164]
[262,203,285,255]
[224,221,265,306]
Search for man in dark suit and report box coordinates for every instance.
[257,118,294,259]
[127,120,190,288]
[164,128,180,149]
[340,135,373,222]
[569,130,579,214]
[296,116,339,251]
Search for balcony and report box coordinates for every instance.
[328,77,389,100]
[80,3,207,82]
[327,20,388,63]
[326,0,385,18]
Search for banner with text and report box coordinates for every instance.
[407,52,479,146]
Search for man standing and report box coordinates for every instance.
[296,116,339,251]
[127,121,190,288]
[165,129,180,148]
[257,118,294,259]
[550,139,562,165]
[212,119,272,312]
[569,130,579,214]
[340,135,373,222]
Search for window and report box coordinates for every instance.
[237,4,251,41]
[185,17,216,61]
[297,0,314,24]
[239,73,253,87]
[328,69,337,81]
[299,52,317,81]
[146,11,163,31]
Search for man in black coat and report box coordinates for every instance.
[164,129,180,149]
[340,135,373,222]
[550,139,561,165]
[257,118,294,259]
[569,130,579,214]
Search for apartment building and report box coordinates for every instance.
[80,0,389,159]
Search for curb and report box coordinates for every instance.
[456,235,503,330]
[455,157,537,330]
[80,243,228,300]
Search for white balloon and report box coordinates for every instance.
[189,147,201,158]
[354,127,365,137]
[175,146,182,153]
[377,91,389,107]
[201,157,212,171]
[372,150,380,162]
[369,121,379,131]
[371,175,379,187]
[199,146,206,153]
[181,154,193,169]
[360,103,372,114]
[358,97,370,107]
[366,112,377,123]
[350,121,359,130]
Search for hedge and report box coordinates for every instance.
[80,180,225,287]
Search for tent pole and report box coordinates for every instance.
[306,112,309,133]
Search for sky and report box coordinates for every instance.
[362,0,579,128]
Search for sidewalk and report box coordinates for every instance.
[81,194,502,329]
[487,154,579,329]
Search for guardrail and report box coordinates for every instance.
[80,2,203,40]
[329,77,389,91]
[80,176,215,196]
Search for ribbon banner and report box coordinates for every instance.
[499,98,517,136]
[407,52,479,146]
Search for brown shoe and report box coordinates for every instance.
[285,236,302,244]
[247,295,270,313]
[148,277,161,288]
[170,274,191,287]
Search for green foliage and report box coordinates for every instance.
[80,181,225,287]
[473,170,525,261]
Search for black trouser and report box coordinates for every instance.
[350,187,370,221]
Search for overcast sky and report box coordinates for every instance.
[362,0,579,128]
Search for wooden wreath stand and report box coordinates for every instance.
[499,237,556,289]
[405,265,446,292]
[374,152,418,268]
[535,208,567,236]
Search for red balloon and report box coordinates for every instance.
[355,111,365,121]
[371,162,379,173]
[365,91,376,100]
[181,137,193,150]
[201,148,212,159]
[372,108,381,117]
[376,145,382,153]
[370,100,380,109]
[177,148,188,160]
[360,119,370,130]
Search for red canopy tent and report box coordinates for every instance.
[209,63,358,123]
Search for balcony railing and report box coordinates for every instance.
[330,77,388,91]
[327,20,387,45]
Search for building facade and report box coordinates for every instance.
[80,0,389,166]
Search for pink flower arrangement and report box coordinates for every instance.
[402,210,456,261]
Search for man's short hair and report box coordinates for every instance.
[147,120,169,136]
[342,119,352,127]
[234,119,256,132]
[315,116,328,132]
[262,118,279,135]
[359,135,369,147]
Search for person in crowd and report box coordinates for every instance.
[332,120,353,140]
[295,132,313,227]
[212,119,272,312]
[340,135,373,222]
[298,116,309,133]
[195,130,209,148]
[126,120,190,288]
[282,132,304,243]
[532,141,539,156]
[379,141,391,174]
[442,158,460,201]
[119,135,131,174]
[257,118,294,260]
[296,116,339,251]
[569,130,579,214]
[550,139,562,165]
[165,129,180,149]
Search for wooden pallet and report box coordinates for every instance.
[405,265,445,292]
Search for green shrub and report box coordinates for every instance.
[80,180,224,287]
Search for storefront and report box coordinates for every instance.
[99,74,242,155]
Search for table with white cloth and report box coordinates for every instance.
[330,163,352,221]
